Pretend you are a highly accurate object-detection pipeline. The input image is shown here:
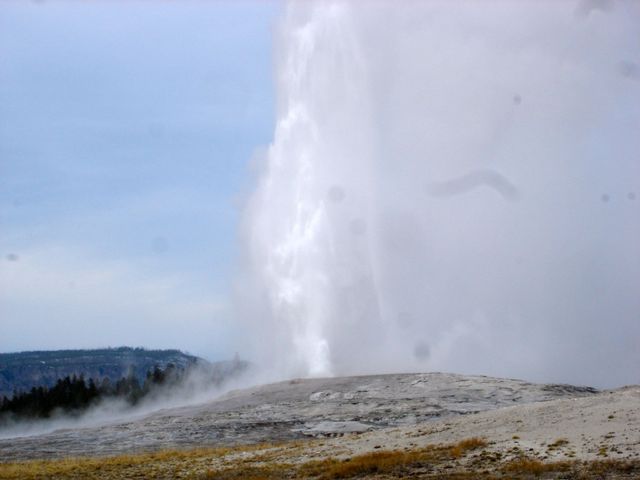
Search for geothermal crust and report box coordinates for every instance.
[0,372,617,461]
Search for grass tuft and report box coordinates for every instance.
[547,438,569,450]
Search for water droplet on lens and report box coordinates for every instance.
[575,0,614,18]
[349,218,366,235]
[413,341,430,361]
[397,311,413,329]
[619,61,639,81]
[328,185,346,203]
[151,236,169,254]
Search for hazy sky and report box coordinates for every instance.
[1,1,638,389]
[0,1,280,359]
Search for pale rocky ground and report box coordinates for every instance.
[3,372,628,463]
[308,384,640,464]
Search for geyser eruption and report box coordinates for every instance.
[238,1,640,387]
[240,3,379,377]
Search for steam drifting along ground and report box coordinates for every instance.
[236,0,640,388]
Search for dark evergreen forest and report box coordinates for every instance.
[0,364,182,423]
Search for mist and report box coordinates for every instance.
[236,0,640,389]
[0,361,257,440]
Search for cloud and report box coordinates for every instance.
[0,245,232,357]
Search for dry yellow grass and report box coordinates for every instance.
[2,436,639,480]
[502,457,570,475]
[0,447,224,480]
[0,442,299,480]
[0,438,488,480]
[500,456,640,479]
[546,438,570,450]
[205,438,489,479]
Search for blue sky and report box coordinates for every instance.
[0,1,280,359]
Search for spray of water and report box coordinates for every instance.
[237,1,640,388]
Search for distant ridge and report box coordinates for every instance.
[0,347,202,398]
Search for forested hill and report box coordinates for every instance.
[0,347,202,398]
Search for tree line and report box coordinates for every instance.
[0,364,182,423]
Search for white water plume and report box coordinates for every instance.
[237,1,640,388]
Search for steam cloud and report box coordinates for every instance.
[236,1,640,388]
